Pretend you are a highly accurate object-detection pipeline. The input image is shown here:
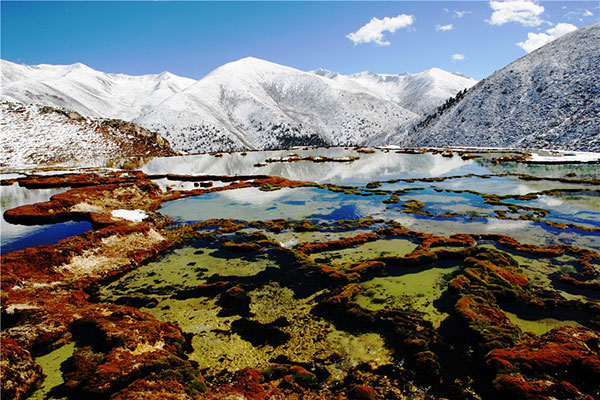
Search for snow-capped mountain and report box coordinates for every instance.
[312,67,477,115]
[402,22,600,152]
[1,58,475,153]
[1,60,196,121]
[135,57,421,152]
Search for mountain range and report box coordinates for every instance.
[1,58,476,153]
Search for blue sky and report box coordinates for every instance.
[1,1,598,80]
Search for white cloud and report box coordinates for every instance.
[436,24,454,32]
[347,14,414,46]
[452,53,465,61]
[565,8,595,19]
[517,22,577,52]
[444,8,471,18]
[454,10,471,18]
[488,0,545,27]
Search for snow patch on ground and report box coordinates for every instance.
[151,178,232,193]
[527,150,600,163]
[111,209,148,222]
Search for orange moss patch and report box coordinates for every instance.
[1,222,167,291]
[4,181,163,226]
[16,172,145,189]
[349,384,377,400]
[487,327,600,375]
[63,303,199,397]
[297,233,379,254]
[416,233,477,253]
[221,241,261,252]
[112,375,200,400]
[493,374,593,400]
[448,248,534,349]
[454,295,521,350]
[348,260,385,274]
[559,276,600,291]
[200,367,284,400]
[488,327,600,399]
[328,284,361,305]
[0,338,44,400]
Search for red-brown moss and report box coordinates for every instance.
[297,233,379,254]
[0,338,44,400]
[488,327,600,399]
[349,384,377,400]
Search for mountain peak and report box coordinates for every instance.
[221,56,285,70]
[311,68,338,79]
[201,57,307,85]
[157,71,177,79]
[69,62,89,69]
[419,67,461,79]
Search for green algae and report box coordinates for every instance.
[558,192,600,211]
[315,238,418,265]
[150,297,256,375]
[479,244,593,301]
[117,282,393,380]
[101,241,280,301]
[29,342,76,400]
[512,253,577,285]
[246,283,393,378]
[355,266,460,328]
[503,310,585,335]
[266,228,375,249]
[100,245,209,298]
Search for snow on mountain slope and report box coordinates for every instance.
[312,67,477,115]
[1,58,477,153]
[1,60,196,120]
[403,22,600,152]
[1,102,177,168]
[135,57,419,153]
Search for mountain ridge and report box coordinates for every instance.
[311,66,477,115]
[1,101,177,168]
[400,22,600,152]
